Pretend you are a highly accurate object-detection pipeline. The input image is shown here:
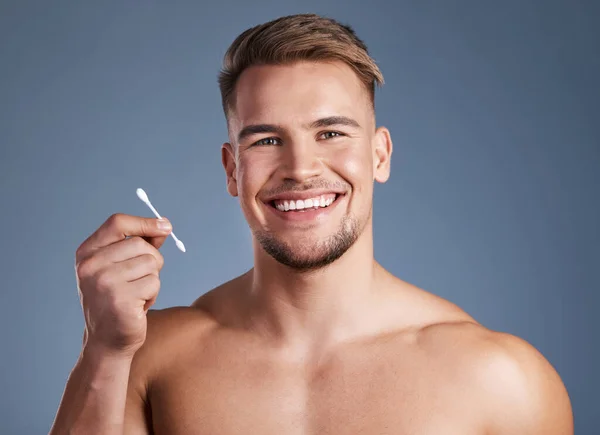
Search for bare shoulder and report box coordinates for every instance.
[416,320,573,434]
[129,271,248,374]
[382,272,573,434]
[128,306,217,381]
[123,304,221,432]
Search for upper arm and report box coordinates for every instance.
[483,333,573,435]
[123,374,152,435]
[123,352,153,435]
[122,311,165,435]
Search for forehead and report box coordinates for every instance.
[229,61,371,134]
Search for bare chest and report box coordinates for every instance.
[148,350,484,435]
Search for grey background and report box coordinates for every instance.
[1,0,598,433]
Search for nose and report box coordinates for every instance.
[278,138,323,183]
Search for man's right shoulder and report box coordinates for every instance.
[139,272,248,359]
[129,306,217,375]
[146,305,218,341]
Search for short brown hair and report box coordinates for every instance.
[218,13,384,120]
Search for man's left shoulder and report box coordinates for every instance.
[421,320,574,434]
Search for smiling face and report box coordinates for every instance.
[222,61,392,271]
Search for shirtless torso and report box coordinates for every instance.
[124,267,569,435]
[50,14,573,435]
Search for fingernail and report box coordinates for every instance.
[157,218,172,231]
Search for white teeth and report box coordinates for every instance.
[272,194,338,212]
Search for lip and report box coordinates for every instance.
[263,193,346,223]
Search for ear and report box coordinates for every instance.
[221,142,238,197]
[373,126,393,183]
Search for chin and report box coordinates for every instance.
[254,214,362,272]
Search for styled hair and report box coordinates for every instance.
[218,13,384,119]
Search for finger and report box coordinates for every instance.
[114,254,160,283]
[96,237,165,270]
[129,273,161,303]
[143,235,169,251]
[77,214,172,261]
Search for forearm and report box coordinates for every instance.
[49,346,134,435]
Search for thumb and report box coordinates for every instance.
[144,217,171,250]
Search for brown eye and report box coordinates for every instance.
[253,137,280,146]
[320,131,343,140]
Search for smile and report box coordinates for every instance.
[271,193,340,212]
[262,192,346,222]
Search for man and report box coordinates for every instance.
[51,13,573,434]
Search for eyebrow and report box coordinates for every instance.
[237,124,285,143]
[309,116,360,130]
[237,116,361,143]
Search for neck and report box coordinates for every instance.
[246,221,384,355]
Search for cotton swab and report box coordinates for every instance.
[135,188,186,253]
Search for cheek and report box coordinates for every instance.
[235,165,262,224]
[236,154,273,199]
[333,146,373,186]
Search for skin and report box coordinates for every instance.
[50,60,573,435]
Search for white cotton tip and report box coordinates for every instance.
[136,188,149,203]
[135,187,186,253]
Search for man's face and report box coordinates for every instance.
[222,61,391,271]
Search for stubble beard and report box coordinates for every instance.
[254,212,364,272]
